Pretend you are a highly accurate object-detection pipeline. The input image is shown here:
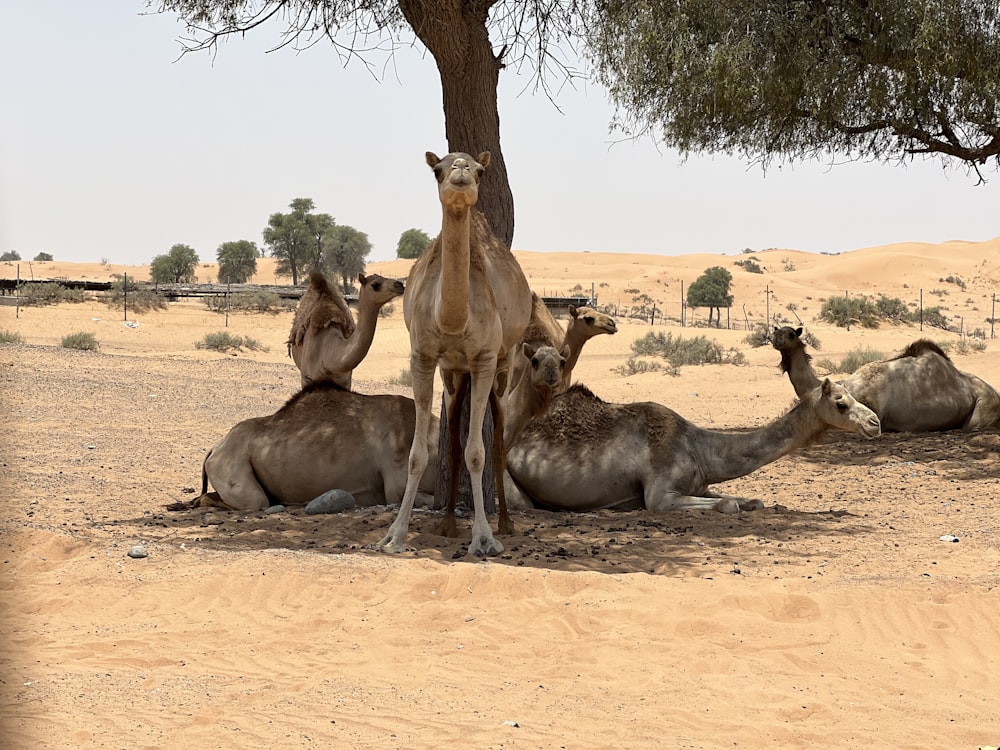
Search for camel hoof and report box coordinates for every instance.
[713,499,741,514]
[370,536,411,554]
[469,534,503,558]
[740,499,765,512]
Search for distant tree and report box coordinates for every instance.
[687,266,734,327]
[322,225,371,292]
[589,1,1000,179]
[263,198,329,285]
[396,228,433,259]
[217,240,259,284]
[33,252,54,262]
[150,243,199,284]
[1,251,21,261]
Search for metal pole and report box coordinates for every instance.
[15,264,20,318]
[226,281,231,327]
[992,293,996,339]
[680,280,685,327]
[124,272,128,322]
[765,285,769,327]
[845,290,850,331]
[920,289,923,331]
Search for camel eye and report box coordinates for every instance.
[584,316,594,324]
[835,399,848,412]
[372,282,382,291]
[531,358,540,367]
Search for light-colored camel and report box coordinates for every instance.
[287,270,404,389]
[503,342,568,450]
[772,326,1000,431]
[375,150,532,557]
[512,293,617,394]
[504,379,881,513]
[170,382,439,511]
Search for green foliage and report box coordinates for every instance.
[322,224,371,292]
[103,276,168,313]
[195,331,269,353]
[390,369,412,387]
[940,274,967,290]
[0,329,25,345]
[616,357,672,377]
[396,228,433,259]
[922,307,951,330]
[742,323,770,347]
[631,331,746,369]
[33,252,54,261]
[61,332,99,351]
[217,240,259,284]
[263,198,335,286]
[954,338,987,355]
[818,295,881,329]
[203,291,294,314]
[874,295,917,324]
[588,1,1000,171]
[687,266,734,326]
[1,250,21,261]
[816,347,885,375]
[17,282,84,306]
[734,258,764,274]
[150,244,199,284]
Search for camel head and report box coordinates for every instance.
[522,342,568,390]
[358,272,404,306]
[570,305,617,337]
[808,378,881,438]
[426,150,491,211]
[771,325,804,352]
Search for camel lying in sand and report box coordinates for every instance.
[172,382,439,511]
[772,326,1000,431]
[287,271,404,389]
[504,379,881,513]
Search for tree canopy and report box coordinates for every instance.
[322,225,372,292]
[150,243,199,284]
[154,1,589,250]
[687,266,733,327]
[33,252,54,262]
[217,240,260,284]
[396,228,433,259]
[587,0,1000,178]
[262,198,323,285]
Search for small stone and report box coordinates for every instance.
[938,534,959,543]
[305,490,356,515]
[265,504,287,515]
[127,545,148,559]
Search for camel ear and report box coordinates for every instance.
[821,378,832,395]
[477,151,491,169]
[795,327,803,336]
[358,272,367,285]
[569,305,579,318]
[425,152,441,169]
[521,342,537,358]
[772,326,779,334]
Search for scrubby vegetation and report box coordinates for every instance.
[102,276,168,313]
[631,331,746,370]
[734,258,764,274]
[61,332,99,351]
[203,291,295,314]
[389,369,412,387]
[816,347,885,375]
[195,331,270,353]
[0,329,25,345]
[16,282,86,307]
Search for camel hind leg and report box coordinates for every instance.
[437,372,468,538]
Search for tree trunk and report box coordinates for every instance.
[399,0,514,250]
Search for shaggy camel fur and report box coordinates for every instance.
[772,326,1000,431]
[511,293,617,394]
[171,382,439,511]
[375,151,531,557]
[504,380,881,513]
[287,271,404,389]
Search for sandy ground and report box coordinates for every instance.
[1,242,999,749]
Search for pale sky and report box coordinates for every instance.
[2,2,998,267]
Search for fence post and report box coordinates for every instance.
[845,290,850,331]
[680,280,685,327]
[992,293,996,339]
[226,281,231,328]
[124,272,128,322]
[15,264,20,318]
[765,285,769,327]
[920,289,923,331]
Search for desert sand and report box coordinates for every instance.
[1,240,999,749]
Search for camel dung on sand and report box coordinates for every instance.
[772,326,1000,431]
[504,379,881,514]
[169,382,439,512]
[287,270,404,389]
[375,150,532,557]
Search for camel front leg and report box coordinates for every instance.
[465,359,503,557]
[489,388,514,535]
[437,372,468,539]
[374,355,437,553]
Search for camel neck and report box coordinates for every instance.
[782,347,822,399]
[694,401,824,484]
[438,207,471,334]
[336,299,380,368]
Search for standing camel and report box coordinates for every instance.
[772,326,1000,431]
[375,151,531,557]
[287,270,404,389]
[504,380,881,513]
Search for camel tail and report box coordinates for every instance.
[165,449,212,511]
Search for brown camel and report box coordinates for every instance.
[772,326,1000,431]
[170,382,439,511]
[287,270,404,389]
[512,293,617,394]
[375,151,532,557]
[503,342,568,450]
[504,380,881,513]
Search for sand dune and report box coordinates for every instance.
[2,238,999,748]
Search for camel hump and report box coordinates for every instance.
[897,339,950,361]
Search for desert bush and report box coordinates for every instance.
[203,290,293,314]
[818,295,881,328]
[379,303,396,318]
[616,357,672,376]
[390,369,412,387]
[61,332,99,352]
[816,347,885,374]
[632,331,746,368]
[103,276,168,313]
[195,331,269,353]
[0,329,25,345]
[734,258,764,274]
[18,282,84,307]
[742,323,770,347]
[940,274,967,290]
[874,295,916,324]
[921,307,950,330]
